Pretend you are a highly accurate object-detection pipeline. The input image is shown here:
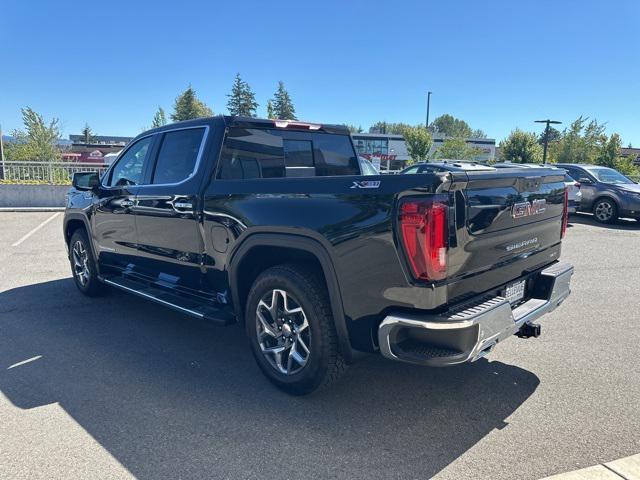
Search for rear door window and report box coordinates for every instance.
[151,128,205,184]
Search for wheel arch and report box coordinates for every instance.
[592,195,619,211]
[228,233,354,362]
[63,214,98,261]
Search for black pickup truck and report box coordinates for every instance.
[64,116,574,394]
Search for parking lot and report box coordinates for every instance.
[0,212,639,480]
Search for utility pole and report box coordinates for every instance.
[426,91,432,129]
[535,119,562,164]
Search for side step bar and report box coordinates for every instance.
[101,275,235,325]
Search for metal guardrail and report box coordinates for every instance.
[1,161,107,185]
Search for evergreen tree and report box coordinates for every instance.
[82,123,94,143]
[170,86,213,122]
[266,100,275,119]
[151,107,167,128]
[226,73,258,117]
[271,81,297,120]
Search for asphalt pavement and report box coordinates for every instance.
[0,212,639,480]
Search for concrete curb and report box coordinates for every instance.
[541,453,640,480]
[0,207,65,212]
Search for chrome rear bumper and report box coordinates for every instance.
[378,261,574,366]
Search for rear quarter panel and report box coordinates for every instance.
[202,173,448,349]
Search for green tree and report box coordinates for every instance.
[5,107,61,161]
[170,86,213,122]
[554,116,606,164]
[538,126,561,145]
[596,133,621,169]
[271,81,297,120]
[151,107,167,128]
[82,123,94,143]
[499,129,543,163]
[403,126,433,163]
[266,100,275,119]
[226,73,258,117]
[433,137,482,160]
[429,114,486,138]
[369,121,413,135]
[343,124,363,133]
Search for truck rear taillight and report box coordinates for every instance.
[561,187,569,238]
[398,198,448,282]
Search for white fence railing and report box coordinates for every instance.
[1,161,108,185]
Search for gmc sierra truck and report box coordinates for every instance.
[64,116,574,394]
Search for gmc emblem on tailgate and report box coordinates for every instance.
[512,199,547,219]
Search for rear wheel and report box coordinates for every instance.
[69,229,104,296]
[593,198,618,224]
[245,264,346,395]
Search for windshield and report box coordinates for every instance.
[588,167,634,185]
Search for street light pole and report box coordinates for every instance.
[535,119,562,164]
[426,91,432,129]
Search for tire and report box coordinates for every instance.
[245,264,346,395]
[593,198,618,224]
[69,229,104,296]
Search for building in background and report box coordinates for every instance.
[68,134,133,163]
[351,132,495,172]
[351,133,409,173]
[620,147,640,166]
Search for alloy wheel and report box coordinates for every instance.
[595,201,613,222]
[256,289,311,375]
[72,240,90,287]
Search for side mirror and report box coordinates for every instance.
[72,171,100,190]
[578,177,593,185]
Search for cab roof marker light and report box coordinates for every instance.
[273,120,322,130]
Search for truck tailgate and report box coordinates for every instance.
[446,168,566,303]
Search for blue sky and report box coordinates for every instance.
[1,0,639,145]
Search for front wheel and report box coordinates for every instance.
[593,198,618,224]
[69,229,104,296]
[245,264,346,395]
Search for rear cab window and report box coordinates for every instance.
[217,127,359,179]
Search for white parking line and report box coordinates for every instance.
[11,212,61,247]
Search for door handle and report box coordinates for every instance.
[173,201,193,211]
[121,199,134,208]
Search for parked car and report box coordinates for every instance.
[492,163,582,214]
[64,116,573,394]
[557,163,640,223]
[562,173,582,214]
